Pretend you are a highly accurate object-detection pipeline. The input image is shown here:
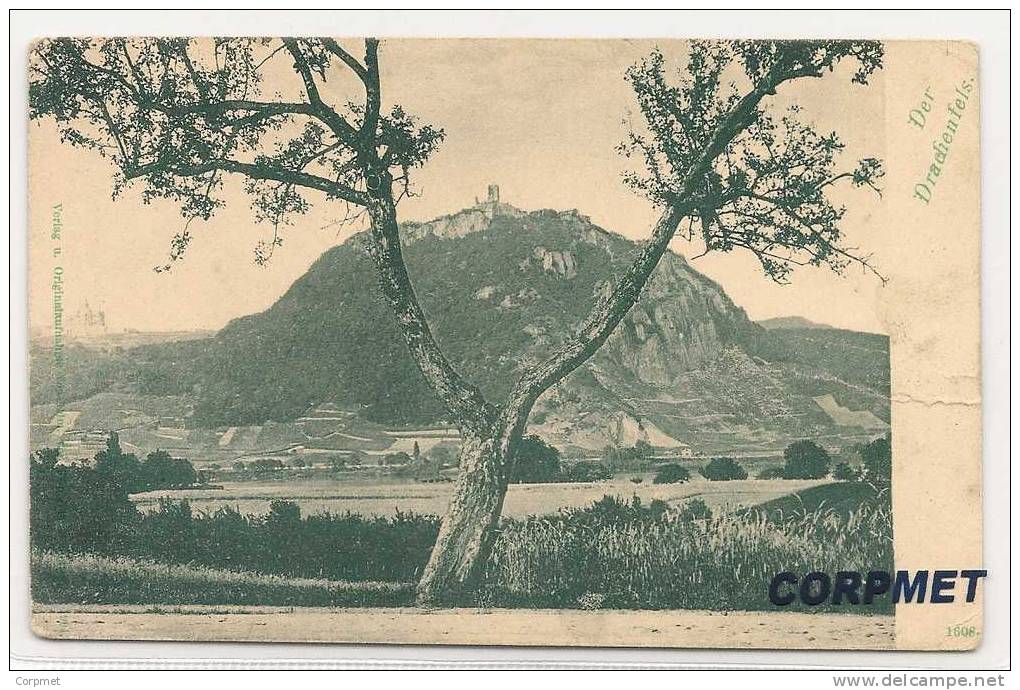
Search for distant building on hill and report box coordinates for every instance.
[67,300,108,339]
[473,183,516,218]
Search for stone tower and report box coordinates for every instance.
[487,184,499,205]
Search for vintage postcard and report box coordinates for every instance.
[26,37,981,651]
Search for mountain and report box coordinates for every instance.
[34,195,891,455]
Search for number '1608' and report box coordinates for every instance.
[946,626,978,637]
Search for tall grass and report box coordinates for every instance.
[485,495,893,611]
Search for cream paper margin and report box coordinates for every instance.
[883,41,982,651]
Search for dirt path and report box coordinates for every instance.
[32,605,894,649]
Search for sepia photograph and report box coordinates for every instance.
[10,8,1007,677]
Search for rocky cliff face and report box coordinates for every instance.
[406,204,757,391]
[596,252,749,386]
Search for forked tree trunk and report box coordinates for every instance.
[416,430,516,606]
[364,192,685,605]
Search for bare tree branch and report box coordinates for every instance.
[124,157,366,204]
[282,38,361,146]
[321,38,368,80]
[360,39,382,148]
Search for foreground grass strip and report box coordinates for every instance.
[485,493,893,613]
[31,551,415,607]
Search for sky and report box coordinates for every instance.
[29,38,888,335]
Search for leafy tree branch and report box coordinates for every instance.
[496,40,885,446]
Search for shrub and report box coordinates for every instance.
[634,440,653,459]
[31,445,893,614]
[268,500,302,525]
[861,436,891,483]
[701,457,747,481]
[30,443,893,613]
[833,462,858,481]
[380,452,412,466]
[510,435,561,483]
[30,448,140,555]
[782,440,830,479]
[563,495,668,524]
[653,463,691,484]
[677,497,712,521]
[142,498,196,562]
[559,461,612,483]
[30,450,441,584]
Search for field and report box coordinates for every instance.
[130,476,833,518]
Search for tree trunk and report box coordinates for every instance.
[416,430,512,606]
[362,190,514,605]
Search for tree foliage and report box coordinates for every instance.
[619,40,884,283]
[30,447,139,554]
[30,37,442,267]
[509,435,561,484]
[602,441,654,468]
[559,461,613,483]
[701,457,748,481]
[499,39,887,478]
[653,463,691,484]
[29,37,889,602]
[860,436,891,484]
[781,439,831,479]
[92,433,199,491]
